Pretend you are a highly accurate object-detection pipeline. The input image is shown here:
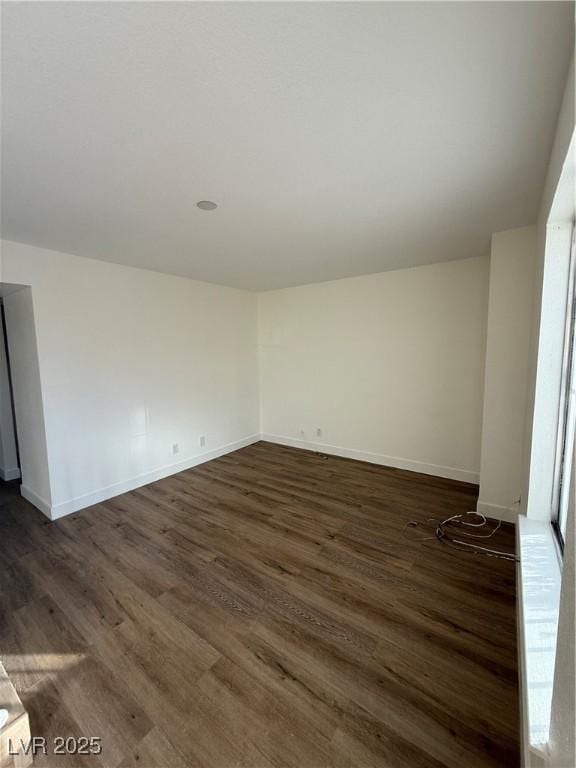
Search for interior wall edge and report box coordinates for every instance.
[20,484,51,519]
[260,434,479,485]
[0,467,21,481]
[477,225,537,518]
[476,500,519,525]
[3,285,53,507]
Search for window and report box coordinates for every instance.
[552,225,576,551]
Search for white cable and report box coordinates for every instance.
[405,510,517,561]
[435,512,517,561]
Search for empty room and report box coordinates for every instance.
[0,2,574,767]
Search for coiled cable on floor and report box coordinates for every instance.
[405,511,518,562]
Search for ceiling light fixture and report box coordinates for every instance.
[196,200,218,211]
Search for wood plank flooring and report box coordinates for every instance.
[0,441,519,767]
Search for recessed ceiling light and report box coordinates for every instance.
[196,200,218,211]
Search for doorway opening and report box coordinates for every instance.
[0,295,21,489]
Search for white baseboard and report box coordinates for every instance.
[21,433,485,520]
[26,434,261,521]
[476,500,519,524]
[261,433,479,484]
[0,466,21,481]
[20,485,52,519]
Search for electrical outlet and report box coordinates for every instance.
[299,429,306,438]
[316,427,322,438]
[199,435,206,448]
[172,443,179,455]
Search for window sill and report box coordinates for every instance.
[517,516,562,762]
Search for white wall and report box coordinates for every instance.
[259,256,489,483]
[0,240,260,518]
[3,287,51,504]
[477,227,537,522]
[0,313,20,481]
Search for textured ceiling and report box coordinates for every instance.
[1,2,574,290]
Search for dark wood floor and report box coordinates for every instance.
[0,441,518,768]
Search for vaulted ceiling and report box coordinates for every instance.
[1,2,573,290]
